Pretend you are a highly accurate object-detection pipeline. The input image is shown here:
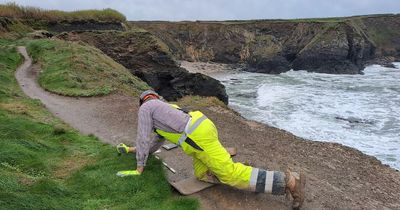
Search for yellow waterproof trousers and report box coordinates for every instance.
[156,111,286,194]
[190,119,253,189]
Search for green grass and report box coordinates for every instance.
[0,42,198,209]
[26,39,149,97]
[0,2,126,22]
[177,95,227,109]
[364,24,400,47]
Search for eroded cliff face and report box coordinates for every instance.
[0,16,228,103]
[0,17,33,38]
[361,15,400,58]
[56,30,228,103]
[131,15,400,74]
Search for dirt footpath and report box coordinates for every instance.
[16,47,400,209]
[15,46,136,145]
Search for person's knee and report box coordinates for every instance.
[194,169,206,179]
[211,169,234,184]
[215,175,231,184]
[193,163,208,179]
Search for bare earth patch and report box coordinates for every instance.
[53,156,94,179]
[0,101,30,115]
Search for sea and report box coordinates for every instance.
[211,63,400,170]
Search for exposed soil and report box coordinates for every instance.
[16,46,400,210]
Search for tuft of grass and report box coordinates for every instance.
[0,17,33,39]
[0,41,198,209]
[177,95,227,108]
[53,126,67,135]
[0,2,126,22]
[26,39,149,97]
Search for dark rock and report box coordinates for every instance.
[383,63,396,68]
[335,116,375,125]
[18,18,126,33]
[293,55,361,74]
[27,30,53,39]
[246,55,291,74]
[46,20,125,32]
[383,63,396,69]
[366,57,397,68]
[132,67,227,103]
[57,30,229,104]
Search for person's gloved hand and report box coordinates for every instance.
[116,170,141,177]
[117,143,129,155]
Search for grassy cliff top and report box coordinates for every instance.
[0,42,198,209]
[26,39,148,97]
[0,2,126,22]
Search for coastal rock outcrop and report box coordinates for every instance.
[57,30,228,103]
[292,23,375,74]
[131,15,399,74]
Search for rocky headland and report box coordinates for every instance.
[131,14,400,74]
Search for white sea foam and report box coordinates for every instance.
[213,63,400,170]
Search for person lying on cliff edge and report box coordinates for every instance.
[116,90,306,209]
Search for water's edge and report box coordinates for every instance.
[182,61,400,170]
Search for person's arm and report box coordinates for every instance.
[136,135,164,174]
[149,134,165,153]
[135,105,154,173]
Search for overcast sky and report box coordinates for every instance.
[1,0,399,21]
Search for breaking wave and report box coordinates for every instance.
[213,63,400,170]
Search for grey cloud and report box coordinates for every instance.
[0,0,399,20]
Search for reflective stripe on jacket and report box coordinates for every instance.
[155,105,207,154]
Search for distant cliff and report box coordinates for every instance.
[131,14,400,74]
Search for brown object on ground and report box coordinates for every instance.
[16,46,400,209]
[226,147,237,156]
[157,145,234,195]
[170,176,214,195]
[285,170,306,209]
